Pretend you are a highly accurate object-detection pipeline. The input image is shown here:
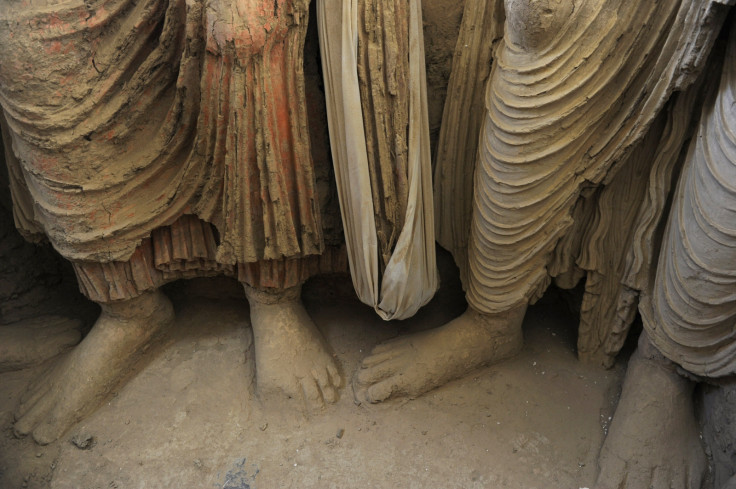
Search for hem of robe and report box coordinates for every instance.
[0,1,325,267]
[72,215,347,303]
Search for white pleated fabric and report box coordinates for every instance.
[316,0,438,320]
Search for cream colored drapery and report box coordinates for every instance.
[316,0,438,320]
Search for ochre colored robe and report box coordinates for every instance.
[0,0,344,302]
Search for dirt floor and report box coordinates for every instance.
[0,250,628,489]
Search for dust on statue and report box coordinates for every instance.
[0,0,349,445]
[0,0,434,446]
[354,1,736,489]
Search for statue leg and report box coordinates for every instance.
[353,100,533,404]
[702,381,736,489]
[244,284,342,410]
[594,332,705,489]
[597,26,736,488]
[14,289,173,445]
[353,104,533,404]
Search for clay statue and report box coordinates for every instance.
[357,0,736,486]
[0,0,433,445]
[356,0,729,400]
[0,0,346,445]
[595,25,736,489]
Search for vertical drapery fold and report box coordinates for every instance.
[0,0,324,268]
[317,0,438,320]
[641,27,736,377]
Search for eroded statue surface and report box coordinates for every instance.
[0,0,429,445]
[355,0,736,487]
[597,26,736,489]
[0,0,347,444]
[2,1,735,487]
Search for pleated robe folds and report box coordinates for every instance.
[0,0,345,302]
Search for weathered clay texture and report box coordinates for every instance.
[433,0,503,284]
[357,0,410,268]
[434,0,731,366]
[594,17,736,489]
[640,24,736,378]
[0,0,337,288]
[0,0,351,445]
[317,0,438,320]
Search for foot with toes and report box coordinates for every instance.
[353,306,525,404]
[13,290,174,445]
[245,285,342,411]
[595,336,706,489]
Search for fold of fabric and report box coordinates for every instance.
[464,0,729,315]
[641,25,736,377]
[317,0,438,320]
[433,0,502,286]
[0,0,324,266]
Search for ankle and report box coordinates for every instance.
[99,290,171,322]
[243,284,302,306]
[467,303,525,341]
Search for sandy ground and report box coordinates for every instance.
[0,251,627,489]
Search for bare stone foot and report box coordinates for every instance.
[14,290,174,445]
[245,285,342,411]
[595,334,705,489]
[353,305,525,404]
[0,316,82,373]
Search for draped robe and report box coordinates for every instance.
[433,0,732,365]
[641,26,736,378]
[0,0,345,302]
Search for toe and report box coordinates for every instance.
[300,377,324,411]
[312,367,338,403]
[366,378,399,403]
[32,387,90,445]
[312,367,329,388]
[361,350,399,367]
[14,413,38,438]
[17,382,53,416]
[16,386,48,420]
[14,390,55,437]
[356,360,400,385]
[321,385,338,404]
[33,416,66,445]
[326,362,342,388]
[19,366,57,412]
[351,379,369,405]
